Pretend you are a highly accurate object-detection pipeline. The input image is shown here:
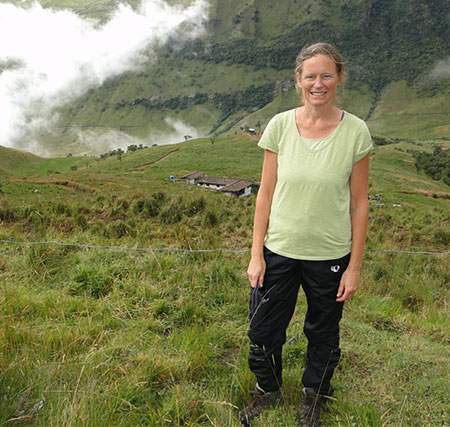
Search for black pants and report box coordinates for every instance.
[248,247,350,395]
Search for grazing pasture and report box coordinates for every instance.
[0,136,449,426]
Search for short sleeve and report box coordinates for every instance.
[257,114,280,153]
[353,121,373,163]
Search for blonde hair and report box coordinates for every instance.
[295,42,346,85]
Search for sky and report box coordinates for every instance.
[0,0,208,156]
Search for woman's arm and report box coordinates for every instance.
[247,150,278,288]
[336,153,370,301]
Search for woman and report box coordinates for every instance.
[238,43,372,427]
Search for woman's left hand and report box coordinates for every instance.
[336,268,360,301]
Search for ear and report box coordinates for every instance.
[337,72,344,86]
[295,72,302,89]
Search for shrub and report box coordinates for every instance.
[413,146,450,185]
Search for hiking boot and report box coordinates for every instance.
[298,387,325,427]
[238,386,282,426]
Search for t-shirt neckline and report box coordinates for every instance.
[293,108,346,152]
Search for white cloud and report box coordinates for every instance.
[162,117,201,143]
[59,117,202,156]
[0,0,208,153]
[76,129,148,155]
[429,57,450,80]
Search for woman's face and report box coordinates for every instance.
[296,54,342,108]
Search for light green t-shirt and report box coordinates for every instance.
[258,109,372,260]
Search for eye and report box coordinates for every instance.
[304,75,314,80]
[323,74,332,79]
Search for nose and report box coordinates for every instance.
[313,77,324,87]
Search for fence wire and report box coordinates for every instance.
[0,238,449,256]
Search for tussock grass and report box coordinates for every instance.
[1,136,449,425]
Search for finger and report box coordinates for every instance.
[248,274,261,288]
[252,275,263,288]
[337,288,355,302]
[336,285,349,301]
[336,281,345,298]
[249,276,258,288]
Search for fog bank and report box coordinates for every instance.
[0,0,208,154]
[75,118,202,156]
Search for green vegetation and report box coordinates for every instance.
[1,137,449,426]
[368,81,450,140]
[0,147,45,177]
[1,1,449,424]
[413,146,450,186]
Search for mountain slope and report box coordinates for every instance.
[2,0,449,155]
[0,146,45,176]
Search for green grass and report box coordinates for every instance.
[368,81,450,140]
[0,147,45,177]
[0,135,449,425]
[0,146,99,178]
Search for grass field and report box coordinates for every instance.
[0,135,449,426]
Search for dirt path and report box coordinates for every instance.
[135,148,179,170]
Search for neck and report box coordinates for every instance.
[300,104,340,123]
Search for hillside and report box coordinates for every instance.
[0,136,449,425]
[1,0,449,155]
[0,146,45,176]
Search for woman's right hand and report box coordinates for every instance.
[247,256,266,288]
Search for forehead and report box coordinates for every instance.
[301,54,338,74]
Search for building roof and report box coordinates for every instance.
[181,171,205,180]
[220,179,253,193]
[196,176,236,186]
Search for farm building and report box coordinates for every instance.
[196,176,236,190]
[181,172,255,197]
[219,180,253,197]
[181,171,205,184]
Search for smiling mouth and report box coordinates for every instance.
[311,91,327,96]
